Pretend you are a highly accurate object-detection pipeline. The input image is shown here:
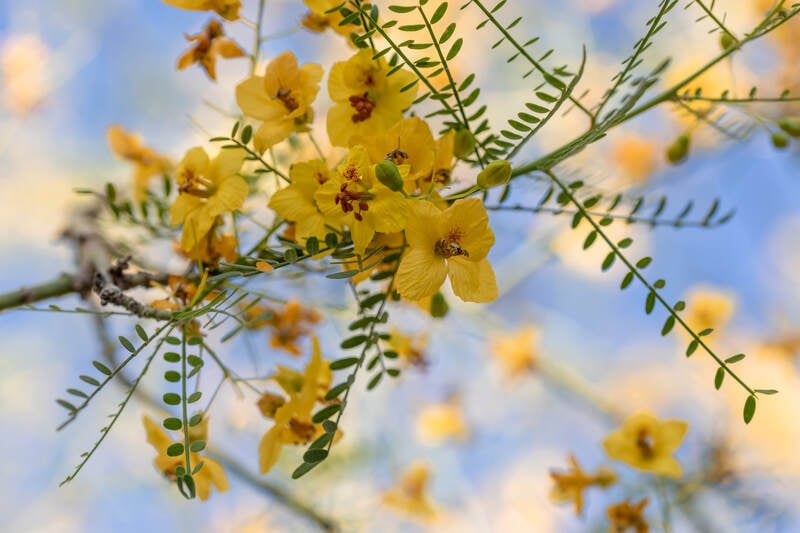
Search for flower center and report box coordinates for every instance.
[349,92,376,123]
[275,87,299,112]
[178,170,215,198]
[385,148,409,165]
[435,229,469,258]
[636,429,654,459]
[288,418,316,443]
[335,183,373,222]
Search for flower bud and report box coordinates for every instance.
[477,159,512,189]
[719,32,735,51]
[430,292,449,318]
[375,160,404,191]
[453,128,476,158]
[778,117,800,138]
[771,132,789,149]
[666,134,690,164]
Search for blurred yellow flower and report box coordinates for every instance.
[177,19,245,81]
[383,462,437,521]
[178,228,238,266]
[489,326,539,379]
[142,415,229,500]
[162,0,241,21]
[327,49,417,147]
[386,328,428,367]
[0,34,50,115]
[258,338,330,474]
[107,125,172,200]
[268,159,338,244]
[397,198,497,303]
[236,51,323,152]
[607,498,649,533]
[549,454,616,516]
[169,146,247,252]
[682,285,736,340]
[301,0,353,39]
[315,145,410,255]
[603,412,688,478]
[610,134,658,184]
[416,399,468,444]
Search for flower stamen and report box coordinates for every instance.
[349,92,376,123]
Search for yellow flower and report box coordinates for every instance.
[397,198,497,303]
[385,328,428,367]
[107,125,171,200]
[315,145,409,255]
[236,51,323,153]
[327,49,417,147]
[682,285,736,340]
[142,415,229,500]
[607,498,649,533]
[161,0,241,21]
[177,227,238,266]
[258,338,330,474]
[489,326,539,379]
[301,0,354,40]
[382,462,437,521]
[416,399,468,444]
[549,454,616,516]
[602,412,688,478]
[169,146,247,252]
[268,159,339,244]
[610,134,658,184]
[354,116,435,193]
[177,19,245,81]
[421,130,456,189]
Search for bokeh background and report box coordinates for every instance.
[1,0,799,531]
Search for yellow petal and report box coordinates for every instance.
[208,175,248,216]
[444,198,494,260]
[258,425,285,474]
[365,188,409,233]
[215,38,245,58]
[326,102,356,147]
[209,147,245,183]
[351,219,376,257]
[143,415,171,452]
[254,119,294,153]
[169,193,204,226]
[236,76,277,121]
[448,257,498,303]
[657,420,689,452]
[397,248,447,301]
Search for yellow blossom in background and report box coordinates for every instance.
[268,159,338,244]
[161,0,241,21]
[607,498,649,533]
[262,299,323,356]
[343,232,405,283]
[354,116,435,193]
[107,125,172,200]
[236,51,323,153]
[179,228,238,266]
[0,33,50,114]
[682,285,736,341]
[142,415,229,500]
[177,19,245,81]
[489,326,539,379]
[416,398,469,444]
[301,0,353,39]
[422,130,456,189]
[549,454,616,516]
[397,198,497,303]
[315,145,409,255]
[610,134,659,185]
[169,146,247,253]
[382,462,437,521]
[258,338,330,474]
[327,49,417,147]
[603,412,688,478]
[385,328,428,367]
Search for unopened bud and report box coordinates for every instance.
[453,129,476,158]
[719,32,735,51]
[375,160,404,191]
[477,159,512,189]
[771,132,789,149]
[430,292,449,318]
[666,134,690,164]
[778,117,800,137]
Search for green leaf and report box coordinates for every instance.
[430,2,448,23]
[645,291,656,314]
[686,340,698,357]
[367,372,383,390]
[389,5,416,13]
[164,352,180,363]
[360,293,386,309]
[698,328,713,337]
[135,325,148,342]
[189,414,203,426]
[743,395,756,424]
[326,269,360,279]
[322,420,337,433]
[292,461,319,479]
[725,353,745,364]
[635,257,652,269]
[312,404,341,424]
[661,316,675,336]
[754,389,778,395]
[163,417,182,430]
[187,392,202,403]
[601,251,615,271]
[714,367,724,390]
[165,336,181,345]
[240,124,253,144]
[190,441,206,452]
[303,449,329,463]
[57,399,77,412]
[92,361,113,376]
[80,375,100,387]
[167,443,184,457]
[330,358,360,371]
[66,388,88,398]
[620,271,634,289]
[164,370,181,383]
[163,393,181,406]
[306,237,320,255]
[341,335,369,349]
[583,231,597,250]
[187,355,203,367]
[325,382,349,401]
[118,336,135,353]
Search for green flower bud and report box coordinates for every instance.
[719,32,735,51]
[778,117,800,138]
[375,160,404,191]
[477,159,512,189]
[453,128,476,159]
[771,132,789,149]
[430,292,449,318]
[666,134,690,164]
